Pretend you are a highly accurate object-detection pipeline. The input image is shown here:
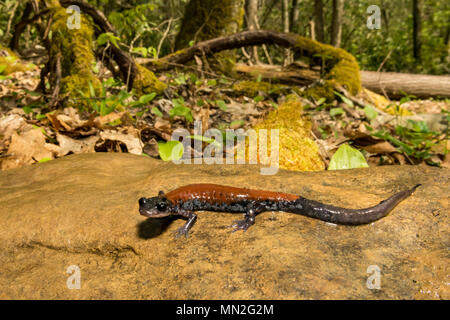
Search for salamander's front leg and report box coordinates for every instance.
[229,203,264,233]
[174,210,197,238]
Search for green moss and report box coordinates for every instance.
[232,80,288,96]
[174,0,244,72]
[0,45,33,74]
[294,36,361,100]
[133,64,167,95]
[248,99,325,172]
[48,7,100,108]
[175,0,244,49]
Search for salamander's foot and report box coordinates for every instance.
[229,219,254,233]
[174,226,189,238]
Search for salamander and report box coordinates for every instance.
[138,183,421,237]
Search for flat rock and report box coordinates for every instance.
[0,153,448,299]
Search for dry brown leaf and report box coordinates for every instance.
[1,128,53,170]
[99,128,142,155]
[93,112,125,128]
[55,133,99,156]
[0,114,31,143]
[442,154,450,169]
[361,141,397,154]
[154,118,171,132]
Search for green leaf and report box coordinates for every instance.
[363,105,378,120]
[170,98,193,123]
[0,65,6,75]
[328,144,369,170]
[151,106,163,117]
[174,74,186,85]
[329,107,344,117]
[88,81,96,97]
[132,47,148,57]
[23,106,33,114]
[317,97,327,106]
[207,79,217,86]
[38,157,52,163]
[216,100,227,111]
[158,140,184,161]
[334,91,354,107]
[230,120,245,128]
[189,135,222,148]
[97,32,120,48]
[139,92,157,104]
[254,95,264,103]
[189,73,198,83]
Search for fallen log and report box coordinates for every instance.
[233,64,450,99]
[360,71,450,99]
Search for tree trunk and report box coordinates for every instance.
[289,0,300,33]
[245,0,258,31]
[245,0,260,63]
[331,0,344,47]
[313,0,324,43]
[412,0,423,62]
[281,0,291,65]
[174,0,245,50]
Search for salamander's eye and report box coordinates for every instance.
[156,202,167,211]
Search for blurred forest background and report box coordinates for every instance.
[0,0,448,171]
[1,0,448,74]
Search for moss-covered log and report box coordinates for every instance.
[153,30,361,97]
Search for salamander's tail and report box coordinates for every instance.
[293,184,421,225]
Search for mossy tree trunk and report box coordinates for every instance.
[43,0,101,108]
[12,0,166,109]
[174,0,245,71]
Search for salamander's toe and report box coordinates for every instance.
[229,219,253,233]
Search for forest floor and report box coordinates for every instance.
[0,64,449,171]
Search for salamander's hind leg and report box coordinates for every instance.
[229,203,265,233]
[174,210,197,238]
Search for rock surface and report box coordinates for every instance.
[0,153,448,299]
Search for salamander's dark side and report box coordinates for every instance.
[138,183,421,237]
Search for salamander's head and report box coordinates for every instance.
[139,191,174,218]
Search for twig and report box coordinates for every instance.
[156,18,173,58]
[240,47,254,65]
[254,19,273,65]
[376,49,393,100]
[4,1,19,41]
[50,53,62,107]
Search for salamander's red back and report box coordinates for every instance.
[165,183,299,204]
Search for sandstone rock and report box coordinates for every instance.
[0,153,447,299]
